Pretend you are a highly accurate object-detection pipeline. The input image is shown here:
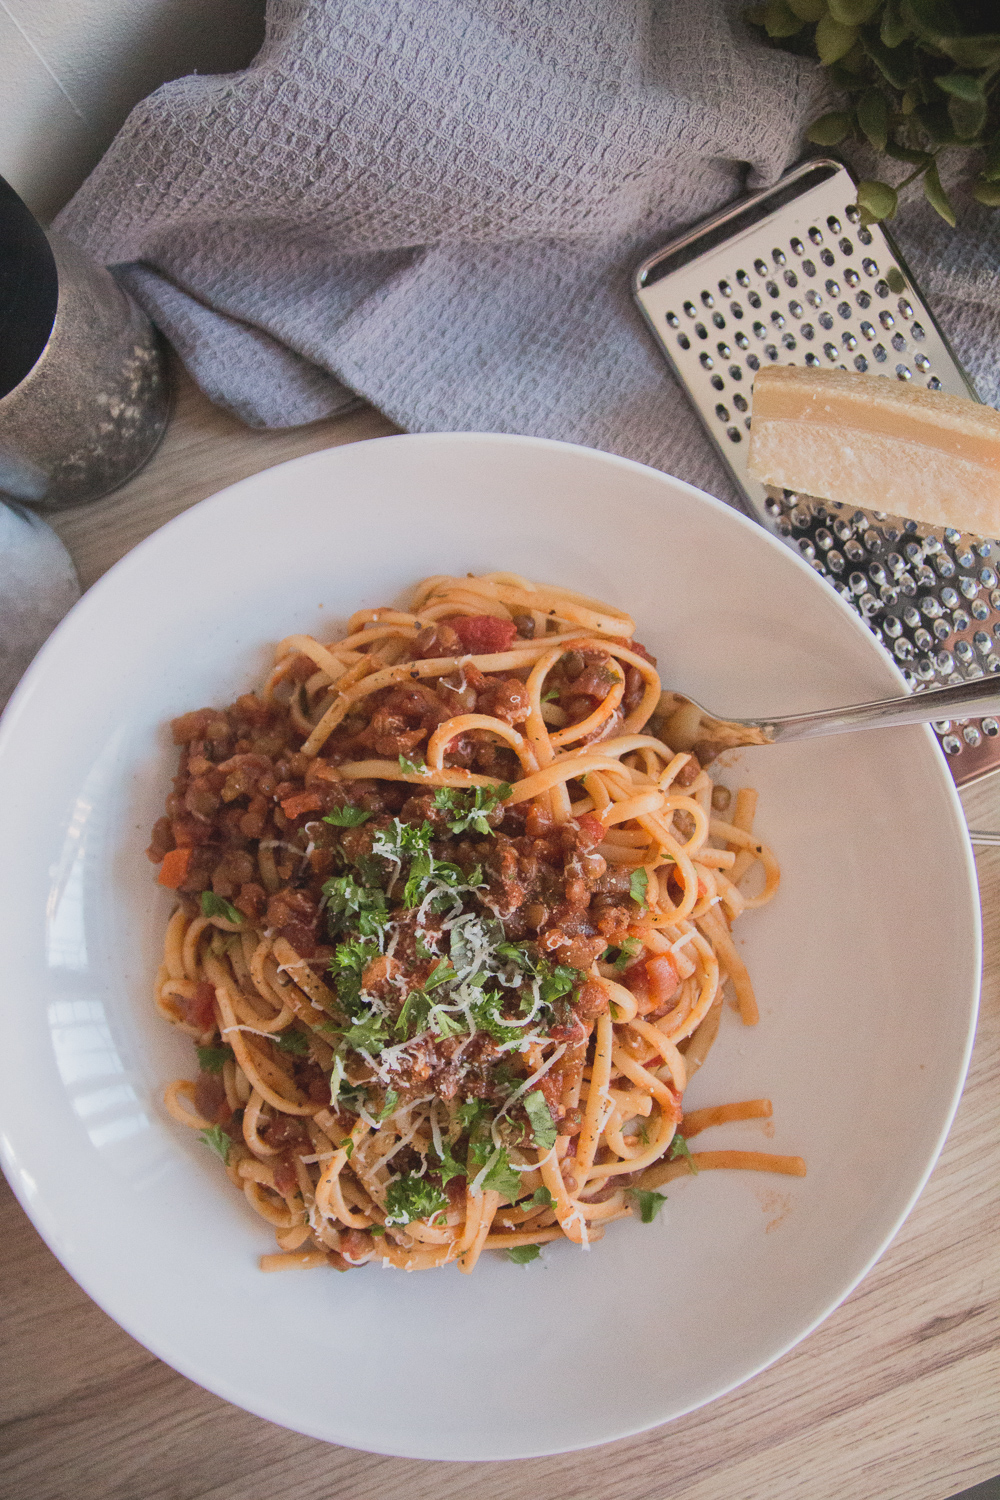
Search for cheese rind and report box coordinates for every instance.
[747,366,1000,534]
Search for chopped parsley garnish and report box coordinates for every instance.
[323,804,372,827]
[632,1189,667,1224]
[196,1043,233,1074]
[526,1185,554,1209]
[200,891,242,924]
[432,782,512,835]
[605,936,642,972]
[398,753,428,775]
[433,1137,467,1187]
[198,1124,231,1163]
[384,1172,449,1225]
[477,1146,522,1201]
[322,874,389,941]
[669,1134,698,1174]
[377,1089,399,1122]
[629,867,649,910]
[340,1011,390,1054]
[506,1243,542,1263]
[541,687,560,702]
[523,1090,557,1152]
[328,936,381,1011]
[274,1028,310,1055]
[457,1098,493,1132]
[340,1137,354,1161]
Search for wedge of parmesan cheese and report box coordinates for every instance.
[747,366,1000,535]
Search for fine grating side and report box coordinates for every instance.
[634,157,1000,787]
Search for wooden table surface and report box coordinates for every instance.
[3,362,998,1500]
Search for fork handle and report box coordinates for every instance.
[763,675,1000,743]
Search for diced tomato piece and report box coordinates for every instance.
[273,1158,298,1197]
[646,954,679,1009]
[194,1071,231,1124]
[157,846,193,888]
[622,960,650,1004]
[446,614,517,655]
[184,980,218,1032]
[279,789,325,820]
[575,812,606,848]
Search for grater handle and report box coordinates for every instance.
[763,676,1000,744]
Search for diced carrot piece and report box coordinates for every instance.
[158,846,193,888]
[280,790,326,819]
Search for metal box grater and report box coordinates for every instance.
[634,156,1000,787]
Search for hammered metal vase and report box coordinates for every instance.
[0,177,169,510]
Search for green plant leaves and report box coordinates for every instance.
[806,109,854,144]
[972,179,1000,207]
[856,178,899,222]
[923,159,956,225]
[857,87,890,148]
[828,0,879,21]
[786,0,826,17]
[816,13,859,61]
[937,35,1000,70]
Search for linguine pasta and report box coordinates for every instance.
[149,572,803,1273]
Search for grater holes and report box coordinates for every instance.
[856,290,872,309]
[782,333,797,350]
[729,365,743,380]
[790,236,804,254]
[914,353,930,372]
[819,312,834,330]
[873,343,887,362]
[770,311,785,328]
[879,311,894,329]
[765,344,779,360]
[860,321,875,340]
[772,247,786,265]
[715,402,730,421]
[701,290,714,307]
[666,311,680,327]
[746,353,760,371]
[736,268,751,287]
[700,352,714,369]
[748,290,762,309]
[801,323,815,339]
[891,332,907,352]
[820,249,835,266]
[683,300,697,317]
[928,375,942,389]
[753,320,766,338]
[844,269,860,287]
[896,364,912,380]
[717,341,731,356]
[754,257,768,276]
[898,299,913,318]
[695,322,708,339]
[838,302,853,319]
[677,333,691,350]
[789,299,804,317]
[730,301,744,319]
[862,258,878,277]
[875,279,890,298]
[846,204,860,223]
[727,426,742,442]
[733,392,748,411]
[854,354,868,371]
[735,331,749,350]
[802,258,817,276]
[784,269,798,287]
[806,289,822,308]
[826,278,840,296]
[710,374,724,390]
[805,352,820,366]
[713,312,726,330]
[827,215,841,232]
[911,322,926,340]
[823,341,838,361]
[718,279,733,296]
[744,415,752,429]
[808,226,823,244]
[839,237,854,255]
[765,280,780,297]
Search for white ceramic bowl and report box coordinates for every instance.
[0,434,980,1460]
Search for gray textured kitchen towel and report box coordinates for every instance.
[46,0,1000,510]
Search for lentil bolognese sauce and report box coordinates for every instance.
[149,573,804,1273]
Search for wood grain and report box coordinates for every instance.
[3,363,998,1500]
